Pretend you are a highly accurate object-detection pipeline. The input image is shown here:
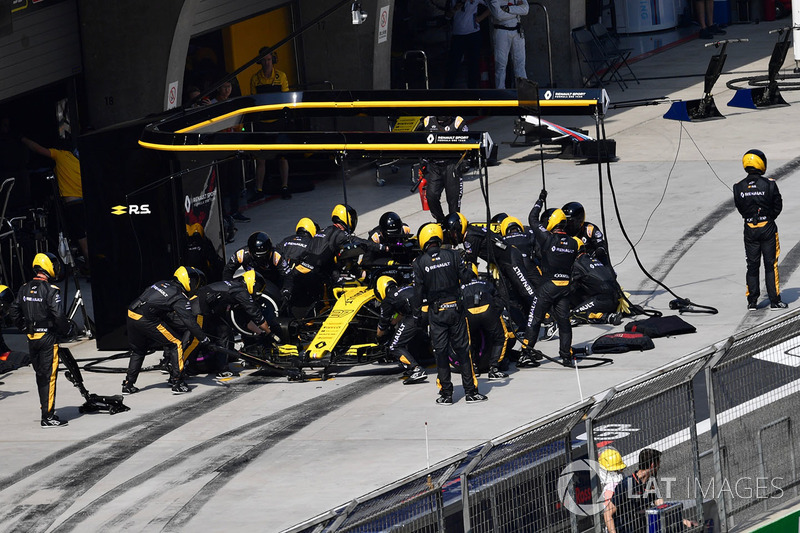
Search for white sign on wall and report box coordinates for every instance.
[378,5,389,44]
[167,80,179,110]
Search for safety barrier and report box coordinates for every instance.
[283,309,800,533]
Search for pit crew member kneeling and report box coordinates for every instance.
[186,270,275,378]
[375,275,427,384]
[570,251,623,325]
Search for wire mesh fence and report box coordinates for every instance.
[709,313,800,530]
[283,311,800,533]
[463,405,591,533]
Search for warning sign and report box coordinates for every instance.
[167,81,179,110]
[377,5,389,44]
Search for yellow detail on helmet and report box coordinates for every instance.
[296,217,317,237]
[375,276,396,300]
[418,223,444,250]
[33,253,56,278]
[186,222,204,238]
[173,266,191,292]
[242,269,257,294]
[598,447,627,471]
[546,209,567,232]
[500,216,524,236]
[455,212,468,236]
[742,150,766,174]
[331,204,356,231]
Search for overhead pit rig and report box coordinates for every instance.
[139,86,610,165]
[81,86,612,351]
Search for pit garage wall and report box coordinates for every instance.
[77,0,396,130]
[0,0,82,104]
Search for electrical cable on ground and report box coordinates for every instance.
[598,119,718,315]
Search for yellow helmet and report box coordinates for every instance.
[331,204,358,232]
[500,216,524,237]
[0,284,13,315]
[374,275,396,300]
[418,223,444,250]
[742,149,766,174]
[32,252,61,280]
[598,447,626,472]
[546,209,567,232]
[173,266,206,295]
[296,217,317,237]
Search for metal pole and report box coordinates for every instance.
[531,3,554,87]
[340,152,348,205]
[793,10,800,71]
[705,344,731,531]
[595,112,606,259]
[688,381,706,529]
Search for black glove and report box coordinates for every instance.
[280,289,292,305]
[538,189,547,202]
[199,337,212,349]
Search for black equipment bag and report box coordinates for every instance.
[624,315,696,338]
[591,332,655,354]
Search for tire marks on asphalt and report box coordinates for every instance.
[0,373,393,532]
[637,156,800,295]
[50,374,394,532]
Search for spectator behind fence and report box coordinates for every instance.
[249,47,291,201]
[604,448,697,533]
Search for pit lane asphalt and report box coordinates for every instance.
[2,21,800,532]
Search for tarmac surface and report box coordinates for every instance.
[2,20,800,532]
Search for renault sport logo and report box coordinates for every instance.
[111,204,151,215]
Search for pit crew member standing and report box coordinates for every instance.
[520,190,583,367]
[123,267,209,395]
[365,211,417,265]
[562,201,610,266]
[422,116,469,223]
[9,253,71,428]
[733,149,786,310]
[375,276,427,384]
[277,218,317,267]
[413,224,487,404]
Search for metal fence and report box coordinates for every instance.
[283,309,800,533]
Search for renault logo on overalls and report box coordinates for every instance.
[426,134,435,144]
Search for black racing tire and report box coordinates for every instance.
[229,284,280,338]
